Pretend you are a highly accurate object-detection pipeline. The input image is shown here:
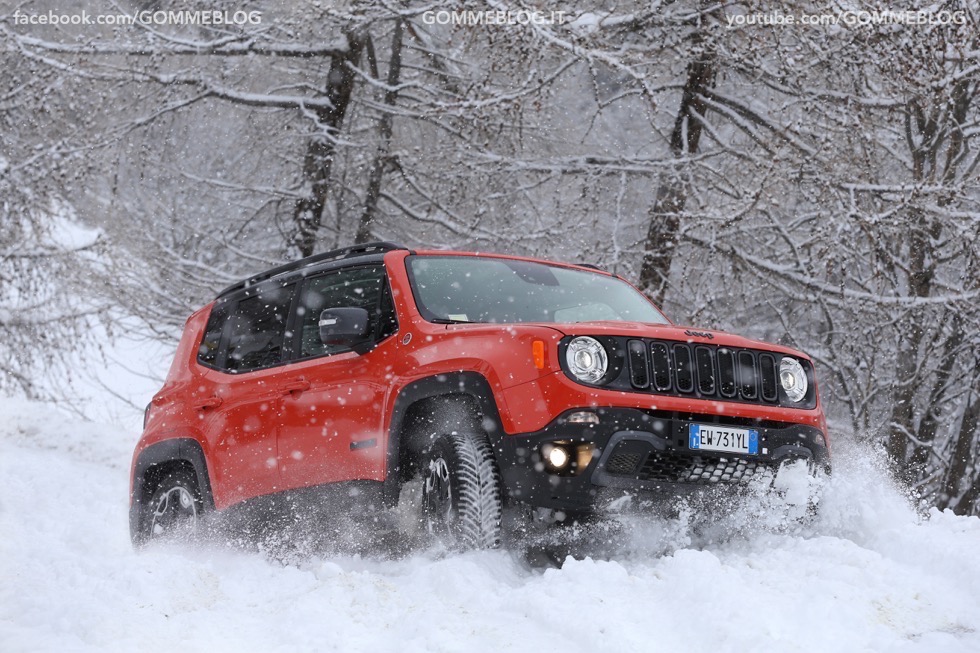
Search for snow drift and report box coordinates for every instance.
[1,397,978,652]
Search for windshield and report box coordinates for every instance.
[406,256,669,325]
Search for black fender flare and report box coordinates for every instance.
[382,372,506,505]
[129,437,215,542]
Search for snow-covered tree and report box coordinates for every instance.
[3,0,977,512]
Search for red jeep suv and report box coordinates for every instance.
[131,242,830,548]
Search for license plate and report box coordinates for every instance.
[689,424,759,455]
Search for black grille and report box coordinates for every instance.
[626,340,782,405]
[607,448,766,484]
[627,340,649,389]
[651,343,671,391]
[737,351,757,399]
[718,348,736,397]
[606,452,643,475]
[673,344,694,393]
[759,353,778,402]
[695,346,715,394]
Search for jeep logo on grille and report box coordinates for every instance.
[684,329,714,340]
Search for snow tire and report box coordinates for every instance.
[421,431,503,550]
[139,468,203,543]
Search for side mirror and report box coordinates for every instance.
[319,307,371,348]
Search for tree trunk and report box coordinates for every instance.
[355,20,404,244]
[638,38,714,307]
[293,29,366,258]
[942,362,980,515]
[907,312,962,489]
[940,234,979,515]
[884,100,942,475]
[957,466,980,517]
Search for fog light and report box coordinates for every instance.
[542,443,571,472]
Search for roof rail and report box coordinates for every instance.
[575,263,603,270]
[217,241,409,298]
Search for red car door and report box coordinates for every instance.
[200,282,296,507]
[277,265,397,490]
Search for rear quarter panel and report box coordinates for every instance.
[131,307,216,500]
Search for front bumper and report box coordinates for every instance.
[494,407,830,512]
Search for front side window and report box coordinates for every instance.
[297,265,397,359]
[406,256,668,325]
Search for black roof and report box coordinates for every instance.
[216,241,410,298]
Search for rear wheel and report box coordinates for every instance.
[420,432,502,549]
[140,468,203,542]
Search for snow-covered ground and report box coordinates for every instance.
[2,395,979,653]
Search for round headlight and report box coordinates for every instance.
[566,337,608,384]
[779,357,808,403]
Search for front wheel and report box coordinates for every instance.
[772,458,825,523]
[420,432,503,549]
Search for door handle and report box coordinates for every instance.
[283,379,311,394]
[194,396,223,410]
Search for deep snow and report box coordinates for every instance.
[2,396,979,653]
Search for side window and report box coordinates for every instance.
[298,266,397,359]
[198,299,231,367]
[223,283,295,373]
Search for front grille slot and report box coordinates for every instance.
[673,344,694,393]
[627,339,649,389]
[651,343,671,391]
[718,348,737,397]
[695,346,715,395]
[737,351,758,399]
[759,354,778,402]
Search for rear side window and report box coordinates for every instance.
[198,299,230,367]
[197,283,295,373]
[224,284,295,372]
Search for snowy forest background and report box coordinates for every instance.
[1,0,978,515]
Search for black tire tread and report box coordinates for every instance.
[447,432,502,549]
[140,467,202,542]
